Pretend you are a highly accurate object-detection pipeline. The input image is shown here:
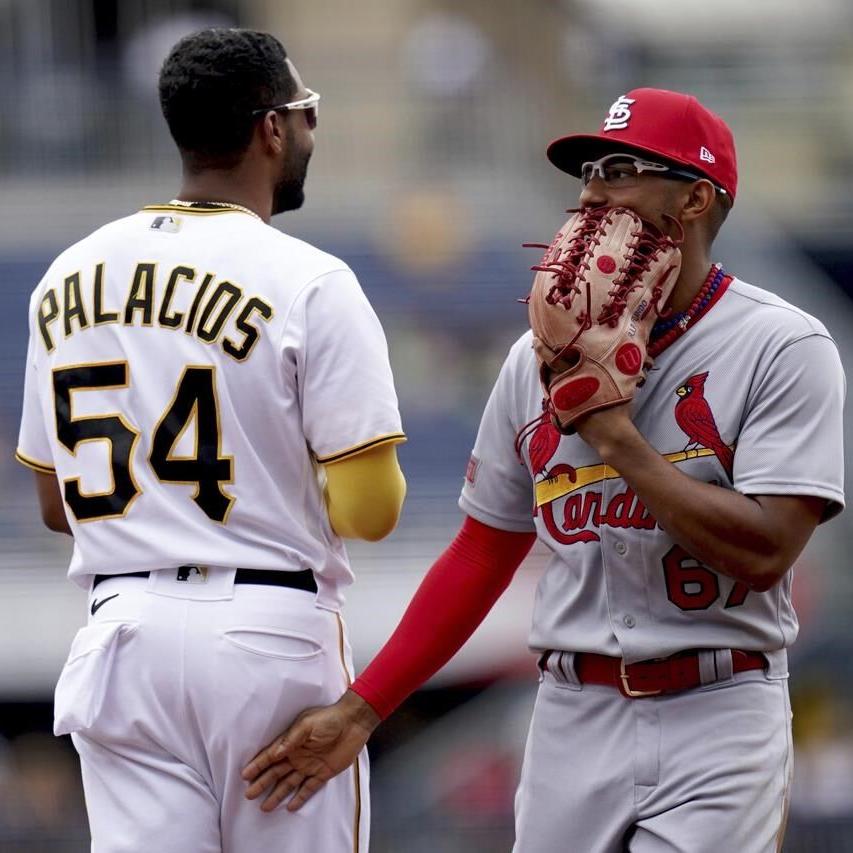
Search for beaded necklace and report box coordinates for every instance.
[648,263,727,358]
[168,199,262,221]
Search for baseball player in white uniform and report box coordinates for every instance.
[242,89,845,852]
[15,29,405,853]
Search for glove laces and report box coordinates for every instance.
[597,212,683,327]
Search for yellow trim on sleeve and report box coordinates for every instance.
[15,449,56,474]
[316,432,406,465]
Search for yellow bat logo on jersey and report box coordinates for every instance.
[533,447,718,507]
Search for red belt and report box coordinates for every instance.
[549,650,767,698]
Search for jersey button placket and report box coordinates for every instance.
[613,540,633,632]
[598,484,624,652]
[599,476,646,658]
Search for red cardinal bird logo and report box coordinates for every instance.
[674,372,734,479]
[515,399,578,518]
[515,399,563,481]
[529,418,562,480]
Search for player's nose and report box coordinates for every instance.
[578,176,609,209]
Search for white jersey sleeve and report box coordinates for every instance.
[733,332,845,518]
[17,288,55,473]
[289,269,404,462]
[459,334,537,532]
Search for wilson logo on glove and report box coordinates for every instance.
[523,206,682,433]
[615,343,643,375]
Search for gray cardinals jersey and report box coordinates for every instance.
[460,276,845,662]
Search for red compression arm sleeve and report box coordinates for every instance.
[350,516,537,719]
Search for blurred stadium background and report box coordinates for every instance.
[2,1,853,850]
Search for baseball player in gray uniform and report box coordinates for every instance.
[242,89,845,852]
[16,29,406,853]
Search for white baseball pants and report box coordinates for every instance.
[54,569,368,853]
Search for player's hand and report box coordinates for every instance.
[574,402,637,456]
[241,689,381,812]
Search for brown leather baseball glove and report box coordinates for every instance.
[526,206,682,433]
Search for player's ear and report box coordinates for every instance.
[679,180,716,224]
[256,111,285,157]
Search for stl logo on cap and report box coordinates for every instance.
[603,95,636,131]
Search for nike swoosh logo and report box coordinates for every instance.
[90,593,119,616]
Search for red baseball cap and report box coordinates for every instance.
[547,88,738,200]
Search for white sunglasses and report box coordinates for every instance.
[251,89,320,129]
[580,152,726,195]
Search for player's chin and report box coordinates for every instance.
[272,184,306,215]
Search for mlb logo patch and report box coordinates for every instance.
[176,565,208,583]
[465,455,480,486]
[150,215,181,233]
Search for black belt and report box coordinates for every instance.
[92,567,318,594]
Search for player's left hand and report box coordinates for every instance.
[241,689,380,812]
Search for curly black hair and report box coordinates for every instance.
[159,28,297,170]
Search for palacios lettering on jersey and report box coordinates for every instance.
[36,262,274,362]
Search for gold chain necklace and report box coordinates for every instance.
[168,199,261,221]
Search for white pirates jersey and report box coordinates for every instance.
[460,277,845,661]
[16,204,404,608]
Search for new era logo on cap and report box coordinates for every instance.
[699,146,715,164]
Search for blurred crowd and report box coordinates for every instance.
[3,0,853,850]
